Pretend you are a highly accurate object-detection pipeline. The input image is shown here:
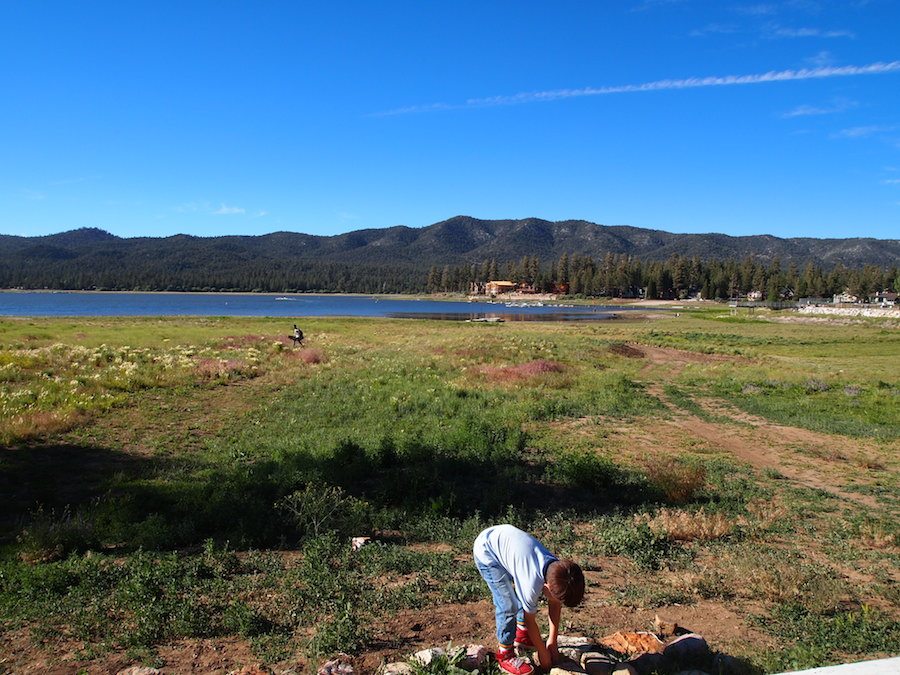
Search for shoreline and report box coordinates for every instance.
[0,288,695,308]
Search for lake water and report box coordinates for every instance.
[0,292,654,321]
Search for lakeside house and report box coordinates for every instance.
[484,280,517,296]
[871,289,898,307]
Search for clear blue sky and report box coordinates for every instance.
[2,1,899,240]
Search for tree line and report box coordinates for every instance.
[2,249,897,299]
[427,253,900,300]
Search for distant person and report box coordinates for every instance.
[291,324,304,346]
[473,524,585,674]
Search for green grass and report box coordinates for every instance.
[1,313,898,672]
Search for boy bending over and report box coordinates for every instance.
[474,524,585,674]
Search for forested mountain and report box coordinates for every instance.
[1,216,897,295]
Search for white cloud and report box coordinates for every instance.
[20,188,47,201]
[689,23,739,37]
[252,210,269,218]
[769,25,855,38]
[782,98,856,117]
[831,125,895,139]
[881,178,900,185]
[805,50,835,67]
[377,61,900,116]
[213,204,246,215]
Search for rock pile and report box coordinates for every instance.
[368,618,733,675]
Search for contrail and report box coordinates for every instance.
[376,60,900,116]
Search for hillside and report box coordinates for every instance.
[1,216,897,292]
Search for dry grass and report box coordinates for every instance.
[296,348,326,364]
[642,508,736,542]
[609,343,646,359]
[480,359,566,384]
[1,410,87,445]
[643,456,707,504]
[858,524,897,551]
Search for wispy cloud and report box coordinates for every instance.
[19,188,47,201]
[767,25,855,38]
[377,60,900,116]
[734,3,778,16]
[48,175,100,186]
[782,97,857,117]
[881,178,900,185]
[213,204,246,215]
[252,210,269,218]
[805,50,835,67]
[831,125,895,139]
[689,23,739,37]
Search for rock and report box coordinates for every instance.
[611,664,638,675]
[558,636,598,647]
[629,652,665,675]
[413,647,445,666]
[652,614,683,638]
[581,651,617,675]
[228,668,272,675]
[459,644,489,671]
[117,669,162,675]
[549,658,587,674]
[317,655,354,675]
[663,634,710,668]
[381,664,413,675]
[712,653,745,675]
[351,536,371,551]
[600,632,664,657]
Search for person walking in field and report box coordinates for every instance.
[473,524,585,674]
[291,324,304,346]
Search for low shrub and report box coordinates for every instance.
[643,456,707,504]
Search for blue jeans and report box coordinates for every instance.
[476,559,525,648]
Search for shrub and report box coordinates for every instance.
[642,508,736,542]
[643,456,706,504]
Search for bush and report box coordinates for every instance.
[643,456,707,504]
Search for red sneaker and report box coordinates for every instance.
[496,649,534,675]
[514,626,534,649]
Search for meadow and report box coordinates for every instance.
[0,309,897,674]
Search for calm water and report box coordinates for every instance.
[0,292,653,321]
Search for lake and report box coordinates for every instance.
[0,292,655,321]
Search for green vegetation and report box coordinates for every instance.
[0,312,897,672]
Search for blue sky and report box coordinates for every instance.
[2,1,899,240]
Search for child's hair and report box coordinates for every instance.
[546,559,585,607]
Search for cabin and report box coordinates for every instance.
[485,280,517,296]
[870,289,898,307]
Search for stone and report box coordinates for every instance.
[629,652,665,675]
[581,651,617,675]
[413,647,445,666]
[663,633,710,668]
[117,669,162,675]
[600,632,665,657]
[381,664,413,675]
[558,636,598,647]
[317,655,354,675]
[611,665,638,675]
[458,644,489,671]
[712,653,745,675]
[549,658,587,674]
[228,668,272,675]
[351,536,371,551]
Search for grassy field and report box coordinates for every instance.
[0,309,898,674]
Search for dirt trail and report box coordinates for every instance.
[627,344,886,511]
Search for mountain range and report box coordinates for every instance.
[2,216,898,271]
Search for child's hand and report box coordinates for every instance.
[536,644,553,671]
[546,639,560,664]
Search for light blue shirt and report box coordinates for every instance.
[473,524,557,614]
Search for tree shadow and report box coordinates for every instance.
[0,441,162,539]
